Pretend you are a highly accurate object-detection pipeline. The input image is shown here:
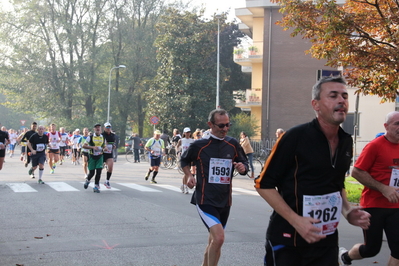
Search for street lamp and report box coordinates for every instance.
[107,65,126,123]
[216,13,221,109]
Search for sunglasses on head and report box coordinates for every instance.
[213,123,232,129]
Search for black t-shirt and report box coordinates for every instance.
[22,130,36,151]
[171,135,181,145]
[256,118,353,247]
[29,133,49,153]
[181,136,249,208]
[0,130,9,146]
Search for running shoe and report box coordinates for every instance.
[20,156,23,161]
[30,174,35,179]
[50,169,54,174]
[184,185,189,194]
[104,181,111,189]
[338,247,351,266]
[38,179,45,184]
[144,173,150,181]
[59,161,63,165]
[180,185,184,193]
[24,162,28,167]
[93,185,100,193]
[52,163,56,169]
[28,168,33,175]
[150,179,157,184]
[84,179,90,189]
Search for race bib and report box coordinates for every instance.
[93,146,102,156]
[152,147,161,157]
[303,191,342,235]
[36,143,45,152]
[104,144,113,154]
[389,168,399,188]
[208,158,232,184]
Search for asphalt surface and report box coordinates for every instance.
[0,150,391,266]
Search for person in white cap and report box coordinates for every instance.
[176,127,194,194]
[144,130,165,183]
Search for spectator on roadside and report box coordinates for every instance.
[240,131,255,179]
[160,130,171,154]
[130,133,141,163]
[275,128,285,139]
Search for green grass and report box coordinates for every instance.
[344,176,363,204]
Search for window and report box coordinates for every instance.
[341,113,359,136]
[317,69,342,80]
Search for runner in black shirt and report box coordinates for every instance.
[21,122,37,168]
[27,125,49,184]
[181,109,248,266]
[255,76,370,266]
[102,122,116,189]
[0,126,10,170]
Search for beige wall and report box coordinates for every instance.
[347,88,395,156]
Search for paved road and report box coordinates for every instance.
[0,151,390,265]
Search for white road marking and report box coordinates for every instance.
[6,183,37,193]
[46,182,79,192]
[116,183,161,192]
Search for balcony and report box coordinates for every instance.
[234,88,262,109]
[233,43,263,66]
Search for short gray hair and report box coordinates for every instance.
[208,109,229,124]
[312,76,346,100]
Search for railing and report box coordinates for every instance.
[249,138,278,161]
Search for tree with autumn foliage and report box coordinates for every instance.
[273,0,399,102]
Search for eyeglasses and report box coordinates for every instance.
[213,123,232,129]
[106,126,111,128]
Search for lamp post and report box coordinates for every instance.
[107,65,126,123]
[216,13,221,109]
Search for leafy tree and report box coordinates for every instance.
[229,112,260,140]
[103,0,165,142]
[0,0,109,123]
[273,0,399,101]
[148,8,248,131]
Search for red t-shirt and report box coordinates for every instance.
[355,135,399,208]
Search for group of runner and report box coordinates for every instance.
[0,121,118,193]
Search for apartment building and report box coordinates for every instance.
[234,0,395,156]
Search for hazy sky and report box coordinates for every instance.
[187,0,245,20]
[0,0,247,20]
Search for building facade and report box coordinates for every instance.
[234,0,396,157]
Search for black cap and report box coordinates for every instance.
[94,123,101,127]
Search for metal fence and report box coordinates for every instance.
[249,138,278,161]
[248,138,372,163]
